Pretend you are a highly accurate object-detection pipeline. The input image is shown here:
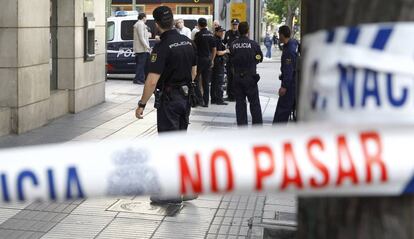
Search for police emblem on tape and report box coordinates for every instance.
[151,53,157,63]
[107,148,161,196]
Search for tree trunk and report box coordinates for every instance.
[298,0,414,238]
[286,5,295,30]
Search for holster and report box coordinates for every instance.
[154,89,163,109]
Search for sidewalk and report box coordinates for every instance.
[0,61,296,239]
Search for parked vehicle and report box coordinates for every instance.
[107,13,212,78]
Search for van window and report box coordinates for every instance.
[107,21,115,41]
[183,20,197,31]
[146,20,157,39]
[121,19,157,40]
[121,20,137,40]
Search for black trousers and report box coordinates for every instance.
[226,63,235,99]
[233,74,263,126]
[211,64,225,103]
[195,57,212,105]
[273,86,295,124]
[157,91,191,133]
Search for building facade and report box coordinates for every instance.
[111,0,214,16]
[0,0,106,136]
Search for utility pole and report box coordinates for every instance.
[298,0,414,238]
[132,0,136,12]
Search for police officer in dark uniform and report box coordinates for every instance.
[135,6,197,204]
[229,22,263,126]
[273,25,299,124]
[211,26,228,105]
[194,18,217,107]
[223,19,240,102]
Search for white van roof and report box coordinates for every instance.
[108,14,213,22]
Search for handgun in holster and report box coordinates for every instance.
[180,85,189,97]
[154,89,163,109]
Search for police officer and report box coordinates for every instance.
[229,22,263,126]
[273,25,299,124]
[223,19,240,102]
[211,26,228,105]
[194,18,217,107]
[135,6,197,204]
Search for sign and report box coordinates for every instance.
[231,3,247,22]
[300,23,414,123]
[1,124,414,203]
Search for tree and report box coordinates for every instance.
[265,0,300,29]
[299,0,414,238]
[264,12,280,31]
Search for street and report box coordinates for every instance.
[0,50,296,239]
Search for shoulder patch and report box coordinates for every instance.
[151,53,157,63]
[256,54,262,60]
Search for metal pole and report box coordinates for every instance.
[132,0,136,12]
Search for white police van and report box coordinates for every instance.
[107,12,212,78]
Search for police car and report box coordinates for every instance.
[107,12,212,78]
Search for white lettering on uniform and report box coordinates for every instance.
[233,43,252,49]
[169,41,192,49]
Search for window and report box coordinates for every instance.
[183,20,198,31]
[107,21,115,41]
[121,20,157,41]
[121,20,136,40]
[111,4,145,15]
[177,6,210,15]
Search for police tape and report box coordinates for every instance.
[1,124,414,203]
[300,22,414,123]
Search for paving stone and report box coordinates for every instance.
[42,215,114,239]
[216,209,226,216]
[263,204,296,213]
[0,209,20,224]
[218,225,230,235]
[222,217,233,226]
[219,202,229,209]
[229,225,241,235]
[206,234,217,239]
[240,227,249,236]
[152,221,209,239]
[225,209,235,217]
[212,216,224,225]
[96,217,160,239]
[262,210,275,219]
[234,210,245,218]
[208,225,220,234]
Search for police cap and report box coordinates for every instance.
[231,19,240,25]
[153,6,173,25]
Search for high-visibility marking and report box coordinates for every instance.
[345,27,361,45]
[371,27,394,50]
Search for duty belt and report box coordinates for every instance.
[234,68,256,78]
